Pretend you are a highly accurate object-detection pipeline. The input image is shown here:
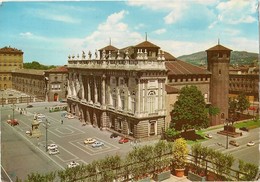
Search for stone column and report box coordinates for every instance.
[144,79,148,112]
[158,79,162,110]
[137,79,140,114]
[94,77,98,103]
[101,75,106,105]
[79,75,85,100]
[87,77,91,102]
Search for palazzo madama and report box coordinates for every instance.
[67,40,170,139]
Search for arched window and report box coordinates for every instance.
[148,90,156,113]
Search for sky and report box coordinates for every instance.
[0,0,258,65]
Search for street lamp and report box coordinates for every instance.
[225,118,230,149]
[12,103,15,121]
[44,118,50,152]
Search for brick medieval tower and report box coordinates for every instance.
[206,43,232,126]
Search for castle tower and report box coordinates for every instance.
[206,43,232,126]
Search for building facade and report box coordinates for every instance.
[0,46,23,90]
[44,66,68,102]
[12,69,46,101]
[229,66,259,102]
[67,41,169,139]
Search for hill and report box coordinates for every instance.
[178,51,258,66]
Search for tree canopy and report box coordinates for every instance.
[236,92,250,113]
[23,61,56,70]
[171,85,209,131]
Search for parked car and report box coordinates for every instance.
[25,130,32,135]
[84,138,96,144]
[205,133,213,139]
[110,133,119,138]
[119,137,129,144]
[229,140,239,147]
[65,114,74,119]
[239,127,249,132]
[47,144,58,150]
[247,141,255,146]
[49,148,60,155]
[26,104,33,108]
[36,113,46,119]
[67,161,80,168]
[92,141,104,148]
[7,119,19,126]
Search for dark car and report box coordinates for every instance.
[27,104,33,108]
[110,133,119,138]
[239,127,249,132]
[119,137,129,144]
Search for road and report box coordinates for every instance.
[1,102,137,181]
[201,127,259,168]
[1,102,259,181]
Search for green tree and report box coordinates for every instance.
[237,92,250,113]
[228,97,237,113]
[23,61,56,70]
[171,85,209,131]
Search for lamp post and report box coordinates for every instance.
[225,118,230,149]
[44,118,50,152]
[12,103,15,121]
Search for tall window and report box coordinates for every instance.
[148,91,156,113]
[120,90,125,110]
[131,91,136,113]
[112,88,117,108]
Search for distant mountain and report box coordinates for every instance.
[177,51,258,66]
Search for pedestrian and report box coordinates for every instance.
[61,120,63,124]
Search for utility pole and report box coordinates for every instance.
[225,118,229,149]
[45,119,48,152]
[12,103,15,120]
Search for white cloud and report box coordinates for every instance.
[154,28,166,35]
[27,8,81,24]
[216,0,257,25]
[76,10,143,55]
[20,32,33,38]
[134,23,145,30]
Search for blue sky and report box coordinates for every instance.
[0,0,258,65]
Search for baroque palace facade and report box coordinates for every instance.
[0,46,23,90]
[67,41,171,138]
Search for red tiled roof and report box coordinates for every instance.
[164,51,176,61]
[206,44,232,51]
[165,85,179,94]
[45,66,68,72]
[166,60,210,75]
[99,45,118,51]
[0,46,23,54]
[135,41,160,48]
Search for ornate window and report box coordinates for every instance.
[148,90,156,113]
[120,90,125,110]
[131,91,136,113]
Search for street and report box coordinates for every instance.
[1,102,138,181]
[1,102,259,181]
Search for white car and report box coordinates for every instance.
[92,141,104,148]
[49,148,59,155]
[37,113,46,119]
[84,138,96,144]
[47,144,58,150]
[205,133,213,139]
[67,161,80,168]
[25,130,31,135]
[65,114,75,119]
[247,141,255,146]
